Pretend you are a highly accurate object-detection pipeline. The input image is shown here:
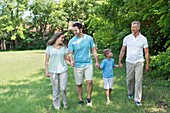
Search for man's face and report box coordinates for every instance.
[131,24,140,34]
[72,26,82,36]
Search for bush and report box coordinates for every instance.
[147,47,170,81]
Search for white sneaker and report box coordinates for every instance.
[106,100,110,105]
[55,107,60,110]
[135,102,142,106]
[64,105,68,109]
[86,99,92,107]
[128,95,133,99]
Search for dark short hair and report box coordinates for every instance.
[73,22,82,29]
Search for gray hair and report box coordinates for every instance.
[132,21,140,27]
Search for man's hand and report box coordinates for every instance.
[95,62,100,68]
[119,63,123,68]
[145,64,149,72]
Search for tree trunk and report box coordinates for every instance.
[0,40,6,50]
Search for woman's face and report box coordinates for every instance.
[55,34,64,44]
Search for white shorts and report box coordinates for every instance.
[74,64,93,85]
[103,77,114,89]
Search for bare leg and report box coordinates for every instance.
[106,89,110,101]
[76,84,83,101]
[86,80,93,99]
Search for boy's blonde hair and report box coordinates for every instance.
[103,49,111,57]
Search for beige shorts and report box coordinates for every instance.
[74,64,93,85]
[103,77,114,89]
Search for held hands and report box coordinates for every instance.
[119,63,123,68]
[95,62,100,68]
[70,60,75,67]
[45,70,50,77]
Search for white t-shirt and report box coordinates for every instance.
[45,45,68,73]
[123,33,148,63]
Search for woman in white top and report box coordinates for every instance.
[45,32,70,110]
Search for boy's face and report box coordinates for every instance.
[106,51,113,57]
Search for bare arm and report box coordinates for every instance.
[69,50,75,67]
[144,47,150,71]
[65,54,71,65]
[92,46,99,68]
[98,66,102,70]
[114,64,119,68]
[45,53,50,77]
[119,46,126,68]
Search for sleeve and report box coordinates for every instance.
[68,40,73,51]
[45,46,50,55]
[123,37,127,46]
[64,46,69,55]
[100,60,105,69]
[89,36,95,49]
[112,59,115,68]
[143,37,148,48]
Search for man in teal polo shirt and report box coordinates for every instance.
[68,22,99,107]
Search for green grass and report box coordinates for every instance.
[0,50,169,113]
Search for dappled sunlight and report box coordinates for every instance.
[0,68,52,113]
[148,107,168,112]
[0,51,169,113]
[114,84,126,90]
[95,79,103,88]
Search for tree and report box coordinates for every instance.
[0,0,29,50]
[87,0,170,55]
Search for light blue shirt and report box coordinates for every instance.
[45,45,68,73]
[68,34,95,67]
[100,58,115,78]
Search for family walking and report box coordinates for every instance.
[44,21,149,110]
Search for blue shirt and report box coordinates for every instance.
[45,45,68,73]
[100,58,115,78]
[68,34,95,67]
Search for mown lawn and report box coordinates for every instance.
[0,50,169,113]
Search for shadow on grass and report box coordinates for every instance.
[0,66,169,113]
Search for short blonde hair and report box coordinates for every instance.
[103,49,111,57]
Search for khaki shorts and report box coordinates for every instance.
[74,64,93,85]
[103,77,114,89]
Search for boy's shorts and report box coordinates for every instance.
[74,64,93,85]
[103,77,114,89]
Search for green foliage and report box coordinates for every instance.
[86,0,170,80]
[148,47,170,80]
[87,0,169,55]
[0,0,29,49]
[0,0,169,81]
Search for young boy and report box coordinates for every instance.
[99,49,119,105]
